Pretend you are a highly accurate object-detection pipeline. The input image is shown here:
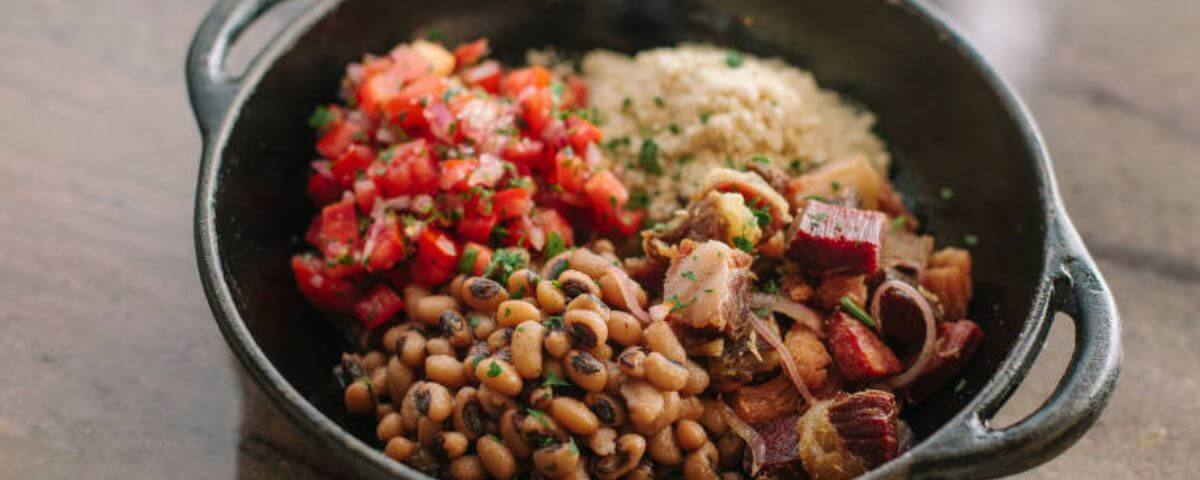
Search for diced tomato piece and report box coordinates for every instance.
[306,166,342,206]
[493,187,534,219]
[412,227,460,286]
[826,310,903,383]
[380,140,439,197]
[458,242,493,276]
[519,87,554,136]
[551,150,589,194]
[439,158,477,192]
[365,214,407,272]
[453,38,489,68]
[317,198,359,258]
[457,213,498,245]
[562,75,589,109]
[500,66,553,97]
[583,170,628,216]
[353,284,404,329]
[316,121,359,159]
[503,136,546,171]
[388,47,435,82]
[291,254,357,313]
[323,256,366,280]
[462,60,502,93]
[787,202,886,276]
[356,70,403,117]
[383,76,446,128]
[611,208,644,237]
[534,209,574,247]
[567,116,603,153]
[353,177,380,213]
[503,215,546,251]
[331,144,376,187]
[304,214,322,247]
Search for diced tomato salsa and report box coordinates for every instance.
[292,38,644,328]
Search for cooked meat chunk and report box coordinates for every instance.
[904,319,983,402]
[922,247,973,320]
[745,160,792,197]
[786,155,908,218]
[825,310,901,384]
[642,191,763,258]
[881,229,933,274]
[695,168,793,231]
[779,272,815,302]
[812,274,866,310]
[786,202,886,276]
[728,375,801,424]
[797,390,900,480]
[784,324,832,390]
[664,240,754,332]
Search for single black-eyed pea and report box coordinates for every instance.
[384,436,418,462]
[700,399,730,437]
[566,293,610,317]
[497,299,542,328]
[549,397,600,435]
[397,330,427,368]
[683,442,720,480]
[414,295,460,325]
[588,427,618,456]
[448,454,487,480]
[617,346,647,378]
[598,272,648,312]
[431,431,470,460]
[376,403,397,422]
[604,361,623,395]
[647,425,684,466]
[425,337,454,356]
[643,319,687,362]
[506,268,541,300]
[675,419,708,451]
[644,351,689,392]
[620,379,664,428]
[678,396,705,422]
[425,354,467,388]
[403,284,431,320]
[462,277,508,312]
[361,350,388,371]
[536,280,567,314]
[416,416,442,449]
[476,435,518,479]
[344,379,375,414]
[557,269,600,300]
[467,312,497,340]
[386,356,416,402]
[370,366,389,399]
[532,441,581,478]
[564,350,608,393]
[681,359,711,396]
[499,408,533,459]
[377,411,404,441]
[540,253,571,280]
[510,320,547,379]
[606,311,642,347]
[564,309,608,349]
[568,248,612,280]
[590,433,646,479]
[528,385,554,410]
[439,310,473,348]
[588,342,613,362]
[473,357,522,397]
[583,392,626,427]
[487,327,514,352]
[381,325,406,354]
[452,387,487,441]
[544,328,572,358]
[448,274,468,302]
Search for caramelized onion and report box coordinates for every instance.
[748,312,816,405]
[717,400,768,475]
[751,293,822,336]
[606,266,649,323]
[872,280,937,389]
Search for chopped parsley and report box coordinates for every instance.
[725,50,744,68]
[484,248,527,283]
[526,408,551,427]
[840,296,877,329]
[543,315,563,329]
[760,278,780,295]
[732,235,754,252]
[654,96,666,107]
[964,234,980,247]
[749,204,772,228]
[567,438,580,456]
[543,371,571,388]
[668,294,695,313]
[486,361,503,378]
[940,187,955,200]
[751,154,771,165]
[457,247,480,274]
[954,378,967,393]
[889,216,910,231]
[627,188,650,210]
[638,139,663,175]
[700,111,711,124]
[669,123,681,135]
[831,181,841,193]
[621,97,633,111]
[467,315,480,328]
[544,232,567,261]
[681,271,697,281]
[704,288,715,294]
[307,105,334,130]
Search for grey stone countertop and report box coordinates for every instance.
[0,0,1195,478]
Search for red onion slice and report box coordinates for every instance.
[718,400,769,475]
[606,265,649,323]
[648,303,670,323]
[748,312,816,405]
[751,293,823,336]
[873,280,938,389]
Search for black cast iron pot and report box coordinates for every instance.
[187,0,1121,478]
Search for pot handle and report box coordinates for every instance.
[908,218,1121,479]
[186,0,287,136]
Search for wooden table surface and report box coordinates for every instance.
[1,0,1196,478]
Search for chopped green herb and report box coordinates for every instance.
[749,204,772,228]
[543,315,563,329]
[725,50,744,68]
[638,139,663,175]
[526,408,550,427]
[544,232,567,261]
[669,123,681,135]
[681,271,697,281]
[621,97,633,111]
[704,289,715,294]
[954,378,967,393]
[761,278,780,295]
[543,371,571,388]
[752,307,770,318]
[940,187,955,200]
[700,111,712,124]
[513,285,527,299]
[307,105,334,130]
[484,248,527,283]
[567,438,580,456]
[457,247,480,274]
[840,296,877,329]
[468,315,480,328]
[732,235,754,252]
[789,158,805,171]
[751,154,771,165]
[654,96,666,107]
[668,294,695,313]
[889,216,910,231]
[964,234,979,247]
[487,361,503,378]
[425,28,445,42]
[627,188,650,210]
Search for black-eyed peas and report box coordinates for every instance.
[528,385,554,410]
[641,390,681,435]
[417,416,443,448]
[564,309,608,349]
[532,441,581,478]
[510,320,546,379]
[344,378,375,414]
[584,392,626,427]
[414,295,460,325]
[425,354,467,388]
[486,327,513,352]
[452,387,487,441]
[447,454,487,480]
[426,337,454,356]
[557,270,600,300]
[432,431,470,459]
[518,409,567,444]
[439,311,473,348]
[647,425,684,466]
[536,280,567,313]
[476,435,517,480]
[675,419,708,451]
[566,293,610,317]
[620,379,664,427]
[617,346,648,378]
[540,253,571,281]
[644,352,689,392]
[700,399,730,437]
[588,342,614,362]
[681,359,711,396]
[382,325,405,354]
[543,358,567,382]
[370,367,389,398]
[386,356,416,401]
[606,311,642,347]
[384,436,418,462]
[678,396,705,422]
[588,427,618,456]
[506,268,540,300]
[462,277,508,312]
[403,284,431,320]
[499,408,533,459]
[362,350,387,371]
[682,441,721,480]
[473,357,522,397]
[549,397,600,435]
[564,350,608,393]
[467,312,497,340]
[598,272,648,312]
[376,403,397,422]
[497,299,541,328]
[377,411,405,441]
[463,342,490,384]
[544,328,572,358]
[448,274,468,302]
[590,433,646,479]
[397,330,427,368]
[643,320,687,363]
[591,239,616,255]
[568,248,612,280]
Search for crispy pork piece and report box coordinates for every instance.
[786,154,907,217]
[745,161,792,198]
[825,310,902,384]
[784,324,833,390]
[812,274,867,310]
[796,390,900,480]
[664,240,754,332]
[904,319,983,402]
[695,168,793,231]
[729,375,802,424]
[922,247,973,320]
[787,202,886,277]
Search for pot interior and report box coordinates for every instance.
[208,0,1049,453]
